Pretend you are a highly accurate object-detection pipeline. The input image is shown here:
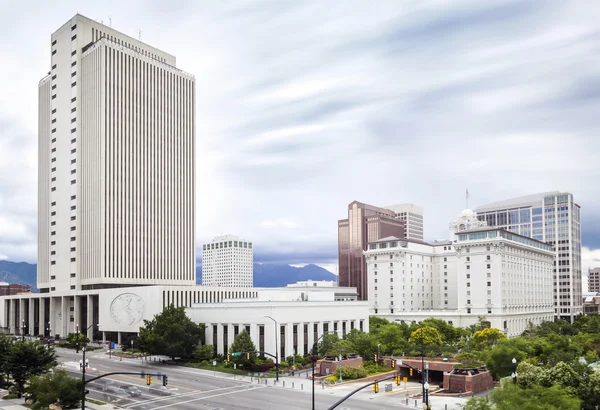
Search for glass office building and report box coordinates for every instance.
[476,192,582,322]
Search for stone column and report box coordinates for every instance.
[249,323,259,350]
[28,298,35,336]
[39,298,47,336]
[216,324,224,355]
[87,295,94,341]
[285,323,294,360]
[73,295,80,332]
[60,296,68,336]
[205,323,214,347]
[226,324,234,351]
[49,297,55,336]
[9,299,16,334]
[117,332,122,345]
[297,323,305,356]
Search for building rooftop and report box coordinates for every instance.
[475,191,561,212]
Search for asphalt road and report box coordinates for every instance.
[55,348,415,410]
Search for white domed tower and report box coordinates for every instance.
[449,209,487,240]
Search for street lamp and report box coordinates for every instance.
[377,343,381,371]
[81,324,100,410]
[263,316,279,382]
[419,324,426,404]
[131,339,134,358]
[511,357,517,385]
[311,330,338,410]
[46,322,52,349]
[424,381,430,409]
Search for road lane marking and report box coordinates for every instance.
[147,386,268,409]
[124,384,247,408]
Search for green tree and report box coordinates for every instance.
[66,332,90,351]
[327,339,356,356]
[490,383,580,410]
[7,340,57,393]
[318,333,339,357]
[471,328,507,350]
[0,335,13,388]
[137,304,204,360]
[28,369,81,409]
[463,396,494,410]
[578,371,600,410]
[345,329,375,359]
[229,330,256,368]
[538,361,581,391]
[377,323,409,354]
[515,362,540,389]
[193,345,214,362]
[421,318,463,345]
[485,343,527,380]
[409,326,443,347]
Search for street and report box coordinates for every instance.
[54,348,438,409]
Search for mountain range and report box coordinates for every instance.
[196,263,337,287]
[0,260,337,290]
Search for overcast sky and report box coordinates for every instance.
[0,0,599,276]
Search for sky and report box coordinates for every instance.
[0,1,599,278]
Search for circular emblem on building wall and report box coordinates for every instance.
[110,293,145,326]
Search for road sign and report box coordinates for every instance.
[234,364,237,369]
[232,352,241,356]
[212,361,217,366]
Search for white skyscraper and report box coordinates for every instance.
[476,192,582,322]
[386,203,424,241]
[202,235,253,287]
[38,14,196,293]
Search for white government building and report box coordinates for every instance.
[366,209,555,337]
[0,14,369,359]
[201,235,253,287]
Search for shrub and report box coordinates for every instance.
[324,375,338,383]
[341,366,368,380]
[2,393,18,400]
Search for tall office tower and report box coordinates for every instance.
[338,201,405,300]
[38,15,196,292]
[201,235,253,287]
[385,203,424,241]
[589,268,600,293]
[476,192,582,321]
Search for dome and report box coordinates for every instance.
[461,209,475,218]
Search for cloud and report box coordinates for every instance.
[258,219,299,229]
[583,247,600,274]
[0,1,599,272]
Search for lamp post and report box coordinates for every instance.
[131,339,134,358]
[76,324,80,353]
[21,320,25,342]
[377,343,381,371]
[420,325,426,404]
[263,316,279,382]
[424,381,430,409]
[81,324,99,410]
[46,322,51,349]
[311,330,337,410]
[511,357,517,385]
[338,354,343,383]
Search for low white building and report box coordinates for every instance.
[186,290,369,359]
[201,235,253,287]
[287,280,337,288]
[0,283,366,357]
[365,209,555,337]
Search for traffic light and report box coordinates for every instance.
[395,375,400,385]
[391,359,396,368]
[246,352,250,360]
[146,375,152,385]
[163,375,168,386]
[373,382,379,393]
[227,354,230,362]
[410,368,413,376]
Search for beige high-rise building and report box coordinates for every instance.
[589,268,600,293]
[385,203,424,241]
[38,14,196,293]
